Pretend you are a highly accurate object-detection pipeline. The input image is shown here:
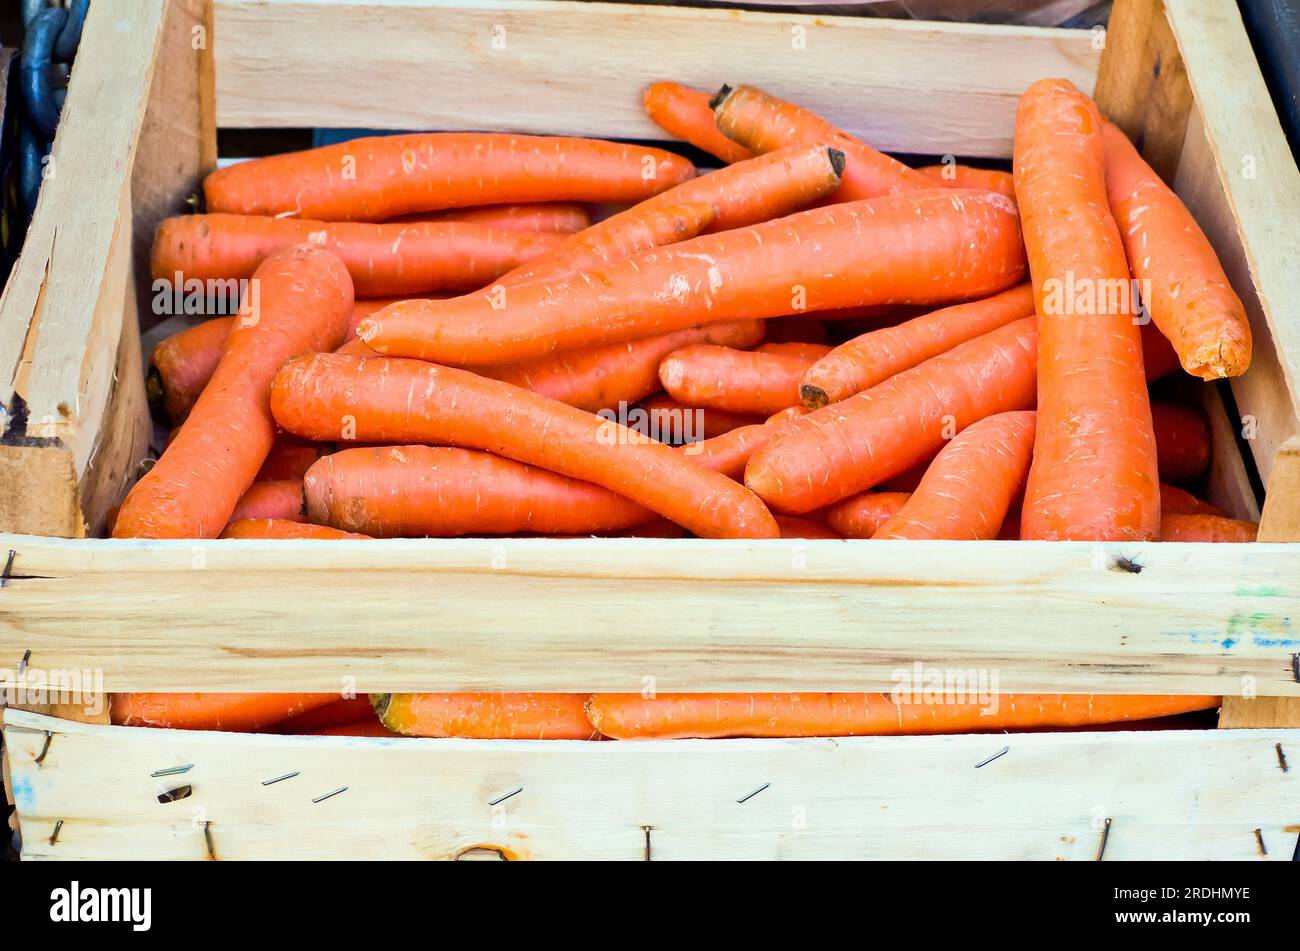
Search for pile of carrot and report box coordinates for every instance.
[117,77,1262,739]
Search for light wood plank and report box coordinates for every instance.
[5,709,1295,860]
[211,0,1101,158]
[1164,1,1300,491]
[0,535,1297,695]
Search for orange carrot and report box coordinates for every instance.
[747,317,1037,513]
[919,163,1017,199]
[1151,399,1211,482]
[800,284,1035,407]
[757,341,832,360]
[270,353,779,539]
[637,394,763,441]
[116,246,353,538]
[111,693,337,732]
[152,214,564,296]
[776,515,842,539]
[229,479,305,524]
[309,721,401,737]
[147,316,236,423]
[416,201,590,233]
[221,518,370,540]
[373,693,599,740]
[499,143,843,286]
[644,81,754,164]
[824,492,912,538]
[680,423,774,480]
[1015,79,1160,542]
[1102,120,1251,379]
[360,189,1027,366]
[1160,513,1258,542]
[1142,320,1182,381]
[204,133,696,220]
[305,445,656,536]
[712,84,934,201]
[481,319,764,412]
[255,437,322,482]
[585,693,1221,739]
[1160,483,1225,517]
[267,696,375,733]
[659,343,820,416]
[875,411,1036,540]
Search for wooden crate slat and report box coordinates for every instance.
[1,534,1297,695]
[211,0,1100,158]
[5,709,1295,860]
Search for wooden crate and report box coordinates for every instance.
[2,0,1300,860]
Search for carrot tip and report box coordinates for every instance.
[371,693,392,720]
[800,384,829,410]
[708,84,734,111]
[827,147,846,179]
[144,366,169,423]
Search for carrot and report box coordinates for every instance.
[255,437,322,482]
[111,693,338,732]
[800,284,1035,407]
[270,353,779,539]
[415,202,590,233]
[481,319,764,413]
[1160,483,1225,517]
[1142,320,1182,381]
[152,214,565,297]
[919,163,1017,199]
[824,492,912,538]
[1015,79,1160,542]
[1160,513,1258,542]
[874,411,1036,540]
[229,479,305,524]
[585,693,1221,740]
[680,423,773,480]
[116,246,353,539]
[1102,120,1251,379]
[644,81,754,164]
[776,515,842,539]
[637,394,763,441]
[712,84,934,201]
[267,696,375,733]
[310,721,401,737]
[360,189,1027,366]
[147,316,236,423]
[1151,399,1211,482]
[757,341,832,360]
[373,693,599,740]
[204,133,696,221]
[747,317,1037,513]
[498,143,843,286]
[305,445,658,537]
[221,518,370,540]
[659,343,820,416]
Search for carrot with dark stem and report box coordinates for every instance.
[481,319,764,412]
[111,693,338,732]
[746,316,1038,513]
[1102,120,1251,379]
[586,693,1221,739]
[360,189,1026,366]
[204,132,697,220]
[874,411,1036,540]
[116,245,354,539]
[305,446,657,537]
[498,143,844,286]
[152,214,565,296]
[1015,79,1159,542]
[373,693,599,739]
[712,84,934,201]
[800,284,1034,407]
[270,353,779,539]
[660,343,822,416]
[644,81,754,164]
